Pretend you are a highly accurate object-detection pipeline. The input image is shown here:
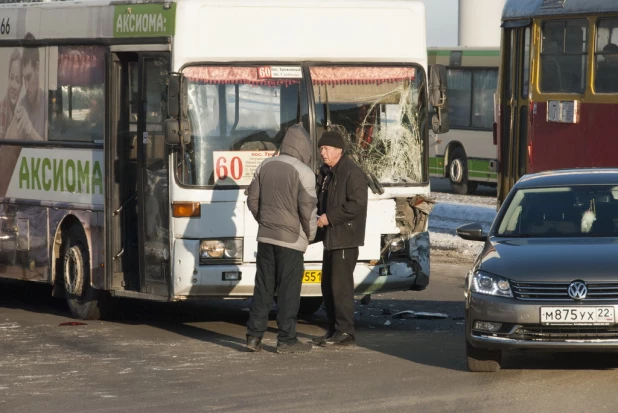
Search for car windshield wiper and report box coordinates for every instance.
[497,233,531,238]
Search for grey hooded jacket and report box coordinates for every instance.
[247,124,318,252]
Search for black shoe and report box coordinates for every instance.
[276,340,312,354]
[311,329,336,346]
[246,335,262,352]
[324,332,356,347]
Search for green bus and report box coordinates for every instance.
[428,47,499,194]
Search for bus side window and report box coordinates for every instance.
[595,19,618,94]
[540,19,588,94]
[49,46,105,143]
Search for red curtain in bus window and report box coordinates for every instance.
[57,46,105,87]
[309,66,416,86]
[183,66,301,87]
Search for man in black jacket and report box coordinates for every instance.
[312,130,368,347]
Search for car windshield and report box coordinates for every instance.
[496,185,618,237]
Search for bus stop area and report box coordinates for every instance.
[1,257,616,413]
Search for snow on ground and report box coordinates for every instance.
[428,191,497,259]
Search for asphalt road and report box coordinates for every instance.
[1,261,617,413]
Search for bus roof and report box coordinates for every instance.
[174,0,427,69]
[503,0,618,20]
[0,0,428,71]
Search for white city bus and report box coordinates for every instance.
[0,0,448,319]
[428,47,499,194]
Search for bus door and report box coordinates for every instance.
[498,22,532,206]
[106,50,171,298]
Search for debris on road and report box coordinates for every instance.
[391,310,449,320]
[58,321,87,326]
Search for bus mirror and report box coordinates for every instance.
[168,73,181,118]
[164,118,191,145]
[429,64,450,134]
[432,111,449,135]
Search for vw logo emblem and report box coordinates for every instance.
[568,281,588,300]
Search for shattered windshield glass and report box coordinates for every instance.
[497,185,618,237]
[311,66,427,184]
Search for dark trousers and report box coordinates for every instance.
[322,247,359,336]
[247,242,304,344]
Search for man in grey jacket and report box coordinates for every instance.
[246,124,317,354]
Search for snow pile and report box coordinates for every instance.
[428,192,497,258]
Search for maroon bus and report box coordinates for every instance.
[496,0,618,206]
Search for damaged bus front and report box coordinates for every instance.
[308,65,446,294]
[165,62,449,308]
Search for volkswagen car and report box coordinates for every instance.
[457,169,618,372]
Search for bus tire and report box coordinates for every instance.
[298,297,323,316]
[448,147,478,195]
[62,225,108,320]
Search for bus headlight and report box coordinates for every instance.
[200,239,243,263]
[381,234,409,259]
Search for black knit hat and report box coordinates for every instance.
[318,130,345,149]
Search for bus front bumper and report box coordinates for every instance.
[171,239,425,299]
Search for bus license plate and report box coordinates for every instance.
[303,271,321,283]
[540,307,615,325]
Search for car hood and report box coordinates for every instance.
[478,237,618,282]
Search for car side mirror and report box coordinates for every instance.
[456,223,486,242]
[429,64,450,134]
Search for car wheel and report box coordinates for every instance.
[466,340,502,372]
[449,147,478,195]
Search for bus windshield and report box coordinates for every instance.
[311,65,426,184]
[179,64,427,187]
[180,65,309,187]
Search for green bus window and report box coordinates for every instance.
[447,69,472,128]
[472,69,498,130]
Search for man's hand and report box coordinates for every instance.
[317,214,329,228]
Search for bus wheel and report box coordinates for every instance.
[298,297,323,316]
[62,225,107,320]
[448,147,478,195]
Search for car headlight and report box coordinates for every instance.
[200,239,243,263]
[470,270,513,298]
